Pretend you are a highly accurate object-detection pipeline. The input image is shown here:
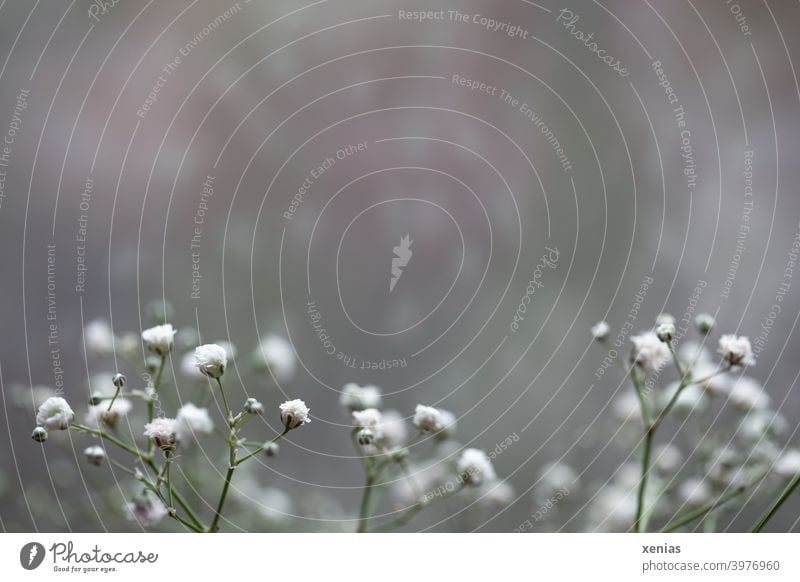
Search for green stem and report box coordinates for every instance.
[147,355,167,455]
[634,426,655,532]
[71,424,151,461]
[215,377,231,423]
[235,428,290,466]
[375,482,465,532]
[357,473,376,533]
[209,465,235,533]
[752,474,800,532]
[663,484,749,532]
[143,457,203,530]
[106,386,121,412]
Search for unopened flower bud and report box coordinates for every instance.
[84,445,106,466]
[590,321,610,341]
[244,398,264,415]
[31,427,48,442]
[88,392,104,406]
[145,356,160,374]
[656,322,675,343]
[357,428,374,446]
[112,373,126,388]
[695,314,714,335]
[656,313,676,327]
[264,442,279,458]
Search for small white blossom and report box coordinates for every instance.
[255,335,297,383]
[143,417,177,449]
[84,445,106,466]
[718,334,755,367]
[352,408,382,431]
[695,314,715,334]
[279,399,310,429]
[457,448,496,486]
[678,341,712,368]
[378,409,408,447]
[631,332,672,373]
[413,404,445,432]
[678,477,712,507]
[691,360,730,397]
[85,319,114,356]
[339,383,382,411]
[36,396,74,431]
[435,409,457,440]
[85,397,132,430]
[193,344,227,379]
[180,352,205,381]
[175,403,214,443]
[125,491,169,527]
[653,443,684,473]
[141,324,176,356]
[774,449,800,478]
[656,322,676,343]
[655,313,676,327]
[727,377,770,412]
[536,462,577,500]
[739,410,787,442]
[661,382,708,416]
[590,321,610,341]
[478,479,515,507]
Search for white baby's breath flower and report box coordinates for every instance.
[738,410,787,443]
[36,396,74,431]
[661,382,708,416]
[591,485,638,531]
[457,448,496,486]
[413,404,444,432]
[536,462,577,501]
[125,491,169,527]
[590,321,610,341]
[377,409,408,447]
[435,409,457,440]
[84,445,106,466]
[655,313,676,327]
[653,443,684,473]
[84,319,114,356]
[774,449,800,478]
[718,334,755,367]
[691,360,729,397]
[279,399,310,429]
[727,377,770,412]
[255,335,296,383]
[695,314,715,334]
[193,344,227,379]
[656,322,676,343]
[631,331,672,373]
[141,324,176,356]
[143,417,177,449]
[352,408,382,431]
[85,397,132,430]
[175,403,214,444]
[180,351,205,381]
[678,477,712,507]
[678,341,712,368]
[478,479,515,506]
[339,383,382,411]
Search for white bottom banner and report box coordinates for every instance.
[1,533,797,581]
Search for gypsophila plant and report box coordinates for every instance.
[28,309,511,532]
[583,314,800,532]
